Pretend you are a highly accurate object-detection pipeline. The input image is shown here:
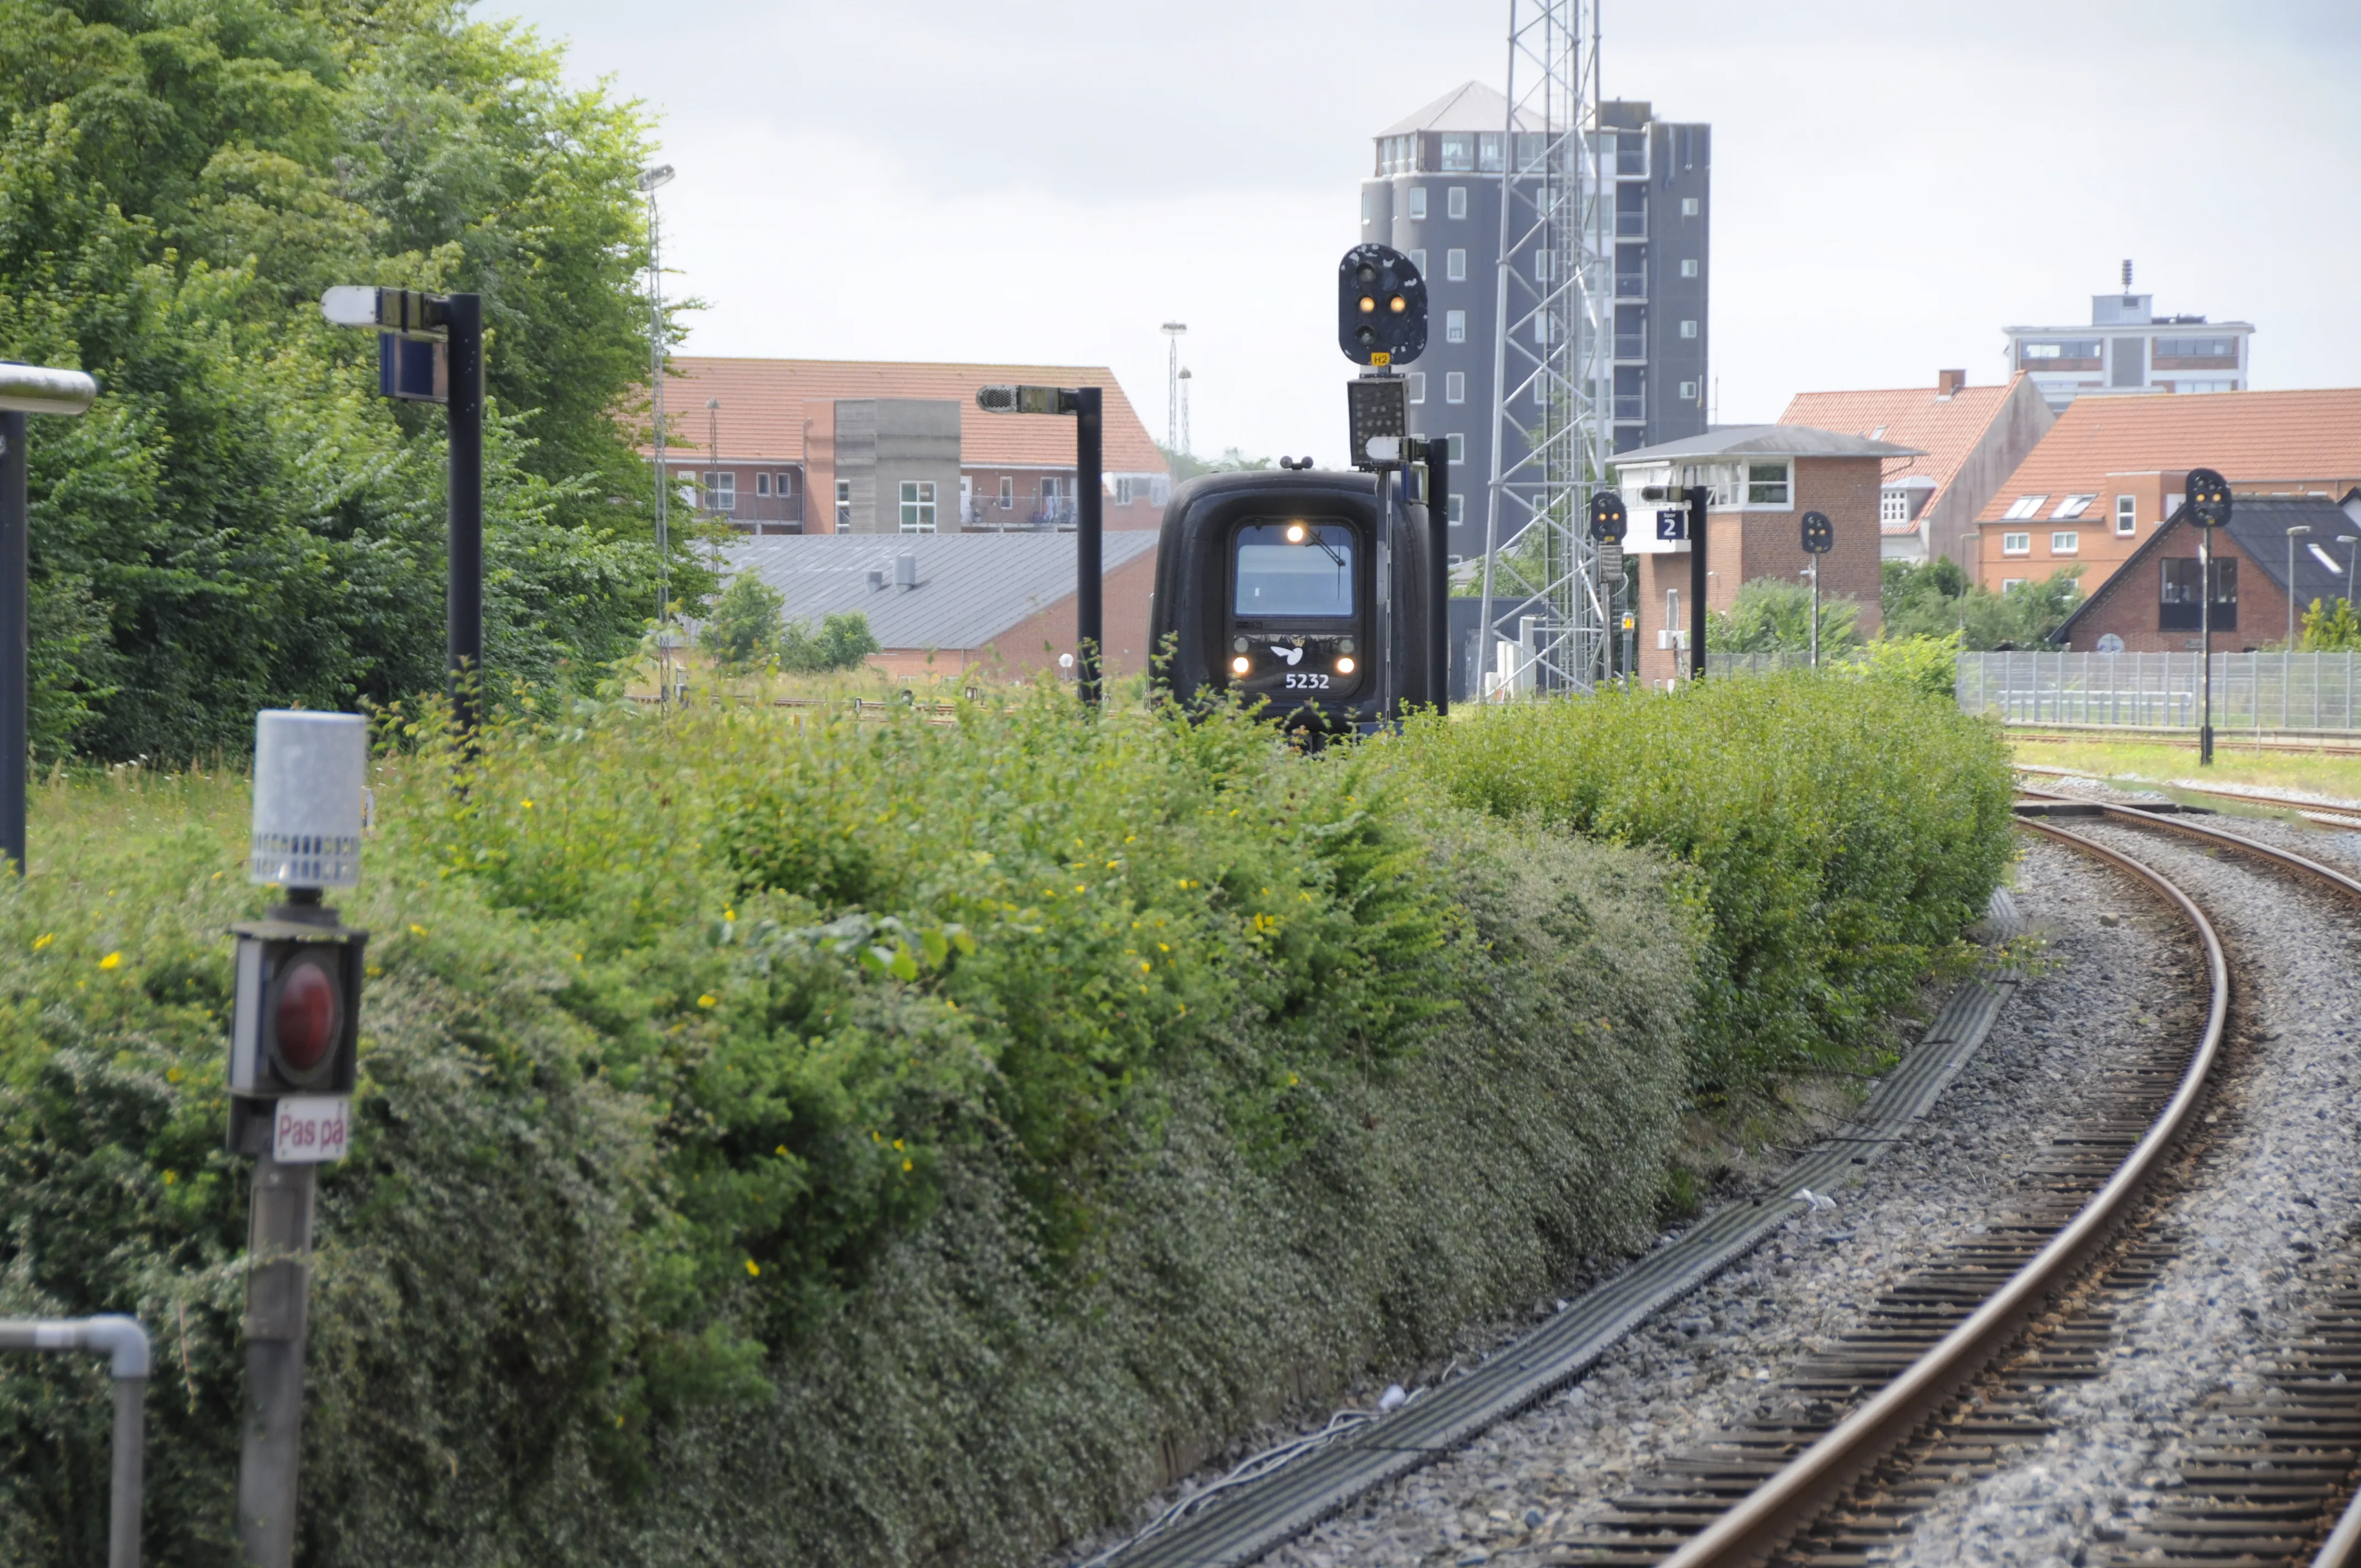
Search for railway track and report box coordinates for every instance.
[1551,802,2361,1568]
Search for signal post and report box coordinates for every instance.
[230,711,370,1568]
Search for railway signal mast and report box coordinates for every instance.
[1478,0,1615,697]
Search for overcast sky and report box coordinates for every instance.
[483,0,2359,468]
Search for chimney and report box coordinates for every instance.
[1936,369,1966,398]
[894,552,920,590]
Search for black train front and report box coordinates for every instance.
[1150,469,1439,729]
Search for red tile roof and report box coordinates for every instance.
[643,357,1168,475]
[1972,388,2361,524]
[1780,376,2030,536]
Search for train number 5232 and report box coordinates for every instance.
[1282,672,1331,691]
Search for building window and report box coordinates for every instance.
[2052,494,2096,519]
[1408,372,1426,404]
[2002,532,2031,555]
[2155,336,2235,358]
[1361,190,1373,225]
[1447,432,1465,462]
[755,472,771,497]
[1446,308,1466,342]
[702,471,735,512]
[2050,530,2079,554]
[899,480,937,533]
[2161,557,2237,631]
[1115,476,1135,505]
[1745,461,1788,506]
[1678,319,1699,339]
[1447,248,1467,281]
[2001,578,2027,592]
[2174,379,2237,394]
[1445,372,1466,404]
[1449,494,1465,524]
[1447,186,1467,219]
[1477,132,1503,171]
[2115,495,2136,534]
[1409,248,1427,277]
[1407,187,1427,221]
[1440,133,1475,170]
[1679,380,1698,400]
[776,471,796,497]
[836,480,851,527]
[1881,489,1909,525]
[998,475,1013,509]
[1680,196,1700,216]
[2002,494,2048,520]
[1679,258,1699,278]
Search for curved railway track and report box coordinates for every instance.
[1617,801,2361,1568]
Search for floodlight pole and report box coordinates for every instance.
[0,363,99,875]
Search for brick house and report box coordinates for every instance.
[1613,426,1922,687]
[640,358,1169,536]
[720,532,1165,680]
[1973,388,2361,604]
[1780,371,2053,578]
[2047,492,2361,654]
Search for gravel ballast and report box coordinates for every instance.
[1875,815,2361,1566]
[1199,837,2201,1568]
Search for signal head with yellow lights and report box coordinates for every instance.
[1337,243,1427,367]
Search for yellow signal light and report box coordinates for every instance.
[1389,295,1406,313]
[1358,296,1377,314]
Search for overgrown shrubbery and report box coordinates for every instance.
[0,688,1697,1567]
[1399,671,2015,1095]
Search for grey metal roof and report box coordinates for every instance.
[720,532,1160,652]
[1612,424,1928,462]
[1379,82,1536,137]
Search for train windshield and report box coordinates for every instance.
[1233,523,1356,617]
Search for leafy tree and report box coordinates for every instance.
[0,0,702,758]
[1706,576,1862,655]
[1881,559,2083,649]
[778,612,881,674]
[1160,444,1271,481]
[702,573,786,673]
[2300,597,2361,651]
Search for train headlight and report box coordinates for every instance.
[1285,522,1306,543]
[1230,655,1251,676]
[1335,656,1356,675]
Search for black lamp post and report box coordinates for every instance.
[0,362,98,875]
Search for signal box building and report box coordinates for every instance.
[2046,492,2361,654]
[1972,388,2361,603]
[1779,371,2053,576]
[1613,426,1923,688]
[719,532,1163,681]
[641,358,1168,535]
[1362,84,1711,560]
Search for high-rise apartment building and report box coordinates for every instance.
[1361,83,1710,557]
[2003,269,2253,413]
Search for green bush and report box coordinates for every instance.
[1399,672,2014,1095]
[1706,576,1862,655]
[777,611,882,674]
[1,689,1696,1567]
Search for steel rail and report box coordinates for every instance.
[2013,787,2361,901]
[2319,1483,2361,1568]
[1655,819,2229,1568]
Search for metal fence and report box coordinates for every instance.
[1707,650,1867,677]
[1956,651,2361,732]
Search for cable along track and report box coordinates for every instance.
[1544,817,2231,1568]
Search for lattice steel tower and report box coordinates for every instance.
[1477,0,1615,697]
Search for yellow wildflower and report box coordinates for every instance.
[697,994,718,1009]
[409,924,427,937]
[744,1259,760,1277]
[99,952,122,970]
[31,933,51,950]
[901,1159,913,1173]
